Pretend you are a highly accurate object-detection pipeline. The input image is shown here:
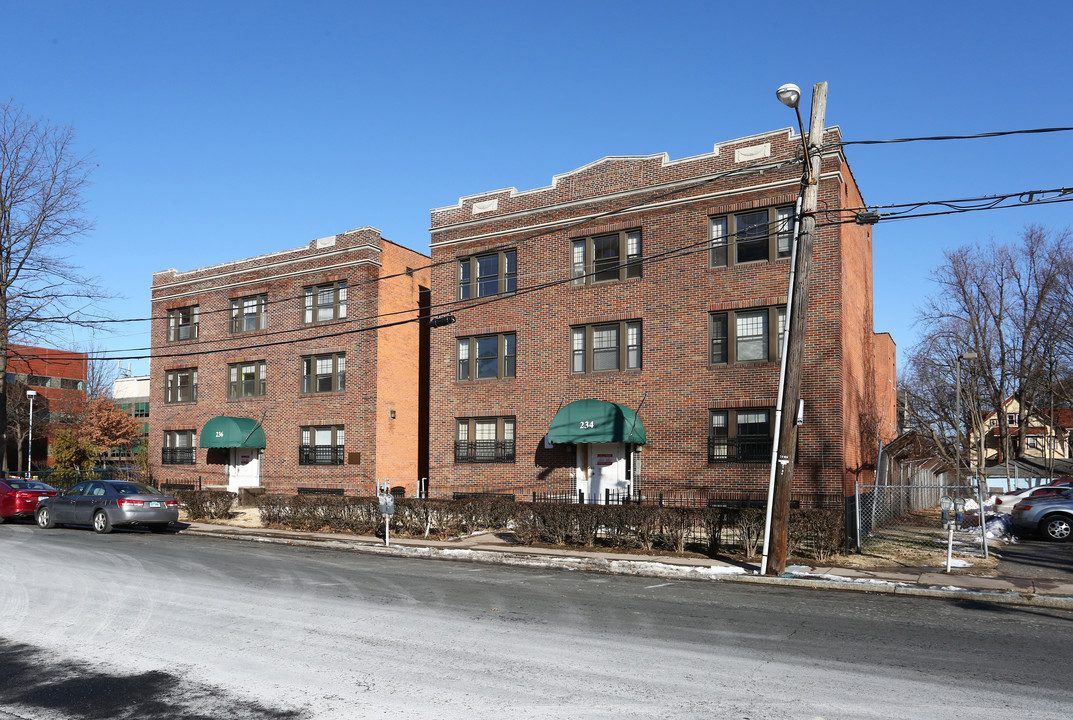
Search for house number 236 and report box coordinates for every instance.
[216,431,225,438]
[579,420,594,429]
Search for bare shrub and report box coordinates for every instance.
[177,490,236,520]
[735,509,765,558]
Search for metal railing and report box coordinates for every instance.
[297,445,346,465]
[454,440,516,463]
[161,448,196,465]
[707,437,772,463]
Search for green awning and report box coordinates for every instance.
[200,416,266,449]
[547,399,647,445]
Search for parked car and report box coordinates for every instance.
[0,477,59,523]
[36,480,179,534]
[1009,488,1073,541]
[993,485,1068,514]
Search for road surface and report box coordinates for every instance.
[1,522,1069,719]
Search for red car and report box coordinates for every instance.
[0,477,59,523]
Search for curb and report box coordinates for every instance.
[180,526,1073,610]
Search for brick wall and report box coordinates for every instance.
[427,127,890,504]
[148,228,429,494]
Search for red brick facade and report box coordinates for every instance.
[149,228,430,495]
[428,128,897,503]
[6,344,88,470]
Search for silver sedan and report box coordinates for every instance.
[36,480,179,534]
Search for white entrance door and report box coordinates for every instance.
[228,448,261,494]
[577,443,626,503]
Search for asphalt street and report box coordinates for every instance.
[2,521,1071,719]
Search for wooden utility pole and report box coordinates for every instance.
[767,82,827,575]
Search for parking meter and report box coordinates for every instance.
[940,496,954,529]
[954,498,966,530]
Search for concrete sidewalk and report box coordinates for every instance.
[178,521,1073,610]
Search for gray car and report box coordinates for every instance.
[1009,488,1073,541]
[36,480,179,534]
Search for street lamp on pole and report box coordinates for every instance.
[26,390,38,478]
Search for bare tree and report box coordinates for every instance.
[0,99,101,472]
[907,225,1072,469]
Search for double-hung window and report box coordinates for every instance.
[231,294,267,333]
[299,425,345,465]
[458,249,517,299]
[709,307,786,364]
[454,417,516,463]
[303,281,347,324]
[571,321,641,373]
[710,206,794,266]
[301,353,345,393]
[708,409,773,463]
[167,306,199,342]
[164,368,198,403]
[457,333,516,380]
[228,361,266,398]
[571,230,642,285]
[162,430,196,465]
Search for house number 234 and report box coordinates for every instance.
[579,420,595,429]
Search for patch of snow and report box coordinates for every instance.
[947,558,973,568]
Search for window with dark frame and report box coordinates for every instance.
[458,250,517,300]
[710,206,795,267]
[231,294,267,333]
[164,368,198,403]
[228,361,266,398]
[571,321,641,373]
[454,417,516,463]
[298,425,345,465]
[303,281,347,324]
[162,430,196,465]
[708,409,773,463]
[167,306,199,342]
[301,353,345,394]
[571,230,642,286]
[457,333,516,380]
[709,307,786,364]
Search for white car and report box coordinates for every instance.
[992,485,1068,514]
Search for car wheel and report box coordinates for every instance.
[36,507,56,529]
[147,523,169,534]
[1040,514,1072,542]
[0,513,6,524]
[92,510,113,534]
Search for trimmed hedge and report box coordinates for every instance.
[253,494,846,559]
[176,490,236,520]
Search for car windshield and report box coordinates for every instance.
[111,483,160,495]
[6,480,53,490]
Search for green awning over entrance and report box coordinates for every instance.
[547,399,647,445]
[200,416,267,449]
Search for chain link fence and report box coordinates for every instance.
[853,482,987,557]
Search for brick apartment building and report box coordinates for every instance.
[149,228,430,495]
[428,127,897,504]
[6,344,89,472]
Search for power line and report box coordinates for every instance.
[839,127,1073,146]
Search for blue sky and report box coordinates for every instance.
[3,0,1071,376]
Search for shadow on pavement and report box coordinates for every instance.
[0,639,304,720]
